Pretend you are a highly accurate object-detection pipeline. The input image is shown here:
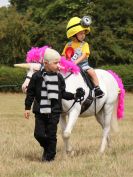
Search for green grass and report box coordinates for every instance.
[0,93,133,177]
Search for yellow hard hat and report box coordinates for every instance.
[66,16,91,38]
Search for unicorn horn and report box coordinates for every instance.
[14,63,30,69]
[14,63,41,71]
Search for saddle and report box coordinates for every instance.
[80,69,94,114]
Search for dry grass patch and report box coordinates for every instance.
[0,93,133,177]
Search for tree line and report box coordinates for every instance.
[0,0,132,66]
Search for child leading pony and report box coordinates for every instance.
[15,46,125,153]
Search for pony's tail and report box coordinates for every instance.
[108,70,125,120]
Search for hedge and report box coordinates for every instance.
[0,64,133,92]
[100,64,133,91]
[0,65,27,92]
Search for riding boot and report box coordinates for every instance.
[94,86,104,98]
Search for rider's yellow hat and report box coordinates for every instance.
[66,16,91,38]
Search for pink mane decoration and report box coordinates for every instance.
[59,57,80,74]
[26,46,80,74]
[108,70,125,120]
[26,46,49,63]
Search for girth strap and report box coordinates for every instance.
[80,89,93,114]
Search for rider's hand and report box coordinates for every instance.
[24,110,30,119]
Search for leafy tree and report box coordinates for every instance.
[10,0,30,12]
[2,0,133,66]
[88,0,133,66]
[29,0,133,65]
[0,7,39,65]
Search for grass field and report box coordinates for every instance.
[0,93,133,177]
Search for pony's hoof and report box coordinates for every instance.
[69,150,75,157]
[66,149,75,157]
[63,131,70,138]
[66,146,73,153]
[99,149,105,154]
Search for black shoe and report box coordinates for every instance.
[94,86,104,98]
[42,150,47,162]
[42,151,54,162]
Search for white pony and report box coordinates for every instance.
[14,46,125,154]
[15,61,125,154]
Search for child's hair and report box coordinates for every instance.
[44,48,61,62]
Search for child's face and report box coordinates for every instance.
[44,60,60,72]
[76,30,86,41]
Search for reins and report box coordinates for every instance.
[62,72,97,114]
[62,96,84,114]
[63,73,72,80]
[62,72,85,113]
[26,76,31,79]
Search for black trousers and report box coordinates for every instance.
[34,113,60,160]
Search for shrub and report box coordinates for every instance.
[101,64,133,91]
[0,65,26,92]
[0,64,133,92]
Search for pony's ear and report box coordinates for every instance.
[14,63,41,71]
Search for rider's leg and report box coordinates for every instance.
[87,68,104,98]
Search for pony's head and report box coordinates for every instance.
[14,45,80,92]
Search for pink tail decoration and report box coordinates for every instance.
[108,70,125,120]
[59,57,80,74]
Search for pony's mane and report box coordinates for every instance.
[26,46,80,74]
[26,46,49,63]
[60,57,80,74]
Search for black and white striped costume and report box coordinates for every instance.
[40,71,59,113]
[25,69,75,114]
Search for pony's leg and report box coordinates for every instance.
[60,114,72,153]
[99,104,114,153]
[96,109,111,148]
[63,106,81,138]
[95,109,104,129]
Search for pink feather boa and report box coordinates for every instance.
[108,70,125,120]
[26,47,125,118]
[25,46,80,74]
[26,46,49,63]
[59,57,80,74]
